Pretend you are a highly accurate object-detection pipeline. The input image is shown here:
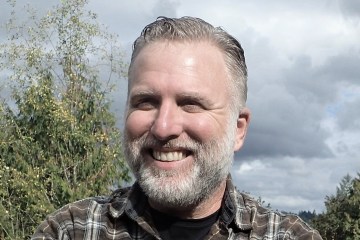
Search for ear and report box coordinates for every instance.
[234,108,251,151]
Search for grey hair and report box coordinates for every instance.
[129,16,248,111]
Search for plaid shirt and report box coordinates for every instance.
[32,176,322,240]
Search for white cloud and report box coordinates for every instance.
[237,159,267,173]
[2,0,359,214]
[231,156,337,212]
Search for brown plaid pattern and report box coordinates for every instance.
[32,176,322,240]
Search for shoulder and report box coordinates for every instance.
[32,186,132,239]
[233,190,322,239]
[51,186,132,218]
[49,195,111,220]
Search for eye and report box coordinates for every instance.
[179,100,205,113]
[131,97,158,111]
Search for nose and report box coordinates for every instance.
[150,101,183,141]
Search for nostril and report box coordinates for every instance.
[150,132,180,142]
[150,121,183,141]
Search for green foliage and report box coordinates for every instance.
[312,173,360,240]
[0,0,129,239]
[298,210,317,224]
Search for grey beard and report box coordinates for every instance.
[123,121,236,208]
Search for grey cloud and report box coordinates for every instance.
[87,0,180,46]
[318,51,360,86]
[237,104,332,159]
[336,98,360,131]
[284,55,340,105]
[86,1,155,44]
[152,0,179,18]
[110,79,128,129]
[0,0,59,22]
[2,0,358,215]
[231,27,336,160]
[283,51,360,133]
[236,56,333,159]
[0,0,57,42]
[338,0,360,18]
[230,158,332,212]
[238,50,359,159]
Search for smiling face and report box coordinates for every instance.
[123,41,249,209]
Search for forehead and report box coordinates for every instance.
[128,41,230,88]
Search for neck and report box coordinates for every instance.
[149,180,227,219]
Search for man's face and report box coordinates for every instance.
[124,41,249,208]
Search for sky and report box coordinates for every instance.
[1,0,359,214]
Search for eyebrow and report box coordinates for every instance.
[128,90,212,106]
[129,89,158,98]
[177,92,206,101]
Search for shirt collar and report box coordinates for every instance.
[108,182,148,219]
[219,175,253,231]
[108,175,255,232]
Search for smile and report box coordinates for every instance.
[152,150,188,161]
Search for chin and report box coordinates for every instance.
[138,164,206,207]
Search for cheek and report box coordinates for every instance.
[185,116,224,142]
[125,112,152,139]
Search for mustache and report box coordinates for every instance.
[129,134,201,152]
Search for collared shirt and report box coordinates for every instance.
[32,176,323,239]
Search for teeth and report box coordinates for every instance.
[153,150,186,161]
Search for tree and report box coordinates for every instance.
[312,173,360,240]
[0,0,130,238]
[298,210,317,224]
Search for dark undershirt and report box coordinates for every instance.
[150,207,220,240]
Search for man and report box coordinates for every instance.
[33,17,322,240]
